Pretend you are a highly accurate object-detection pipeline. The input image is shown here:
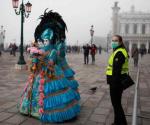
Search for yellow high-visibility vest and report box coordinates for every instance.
[106,48,129,75]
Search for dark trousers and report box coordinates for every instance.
[110,85,127,125]
[91,54,95,64]
[133,58,138,67]
[84,54,89,64]
[12,50,16,56]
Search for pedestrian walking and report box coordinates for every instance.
[12,43,18,56]
[90,44,97,64]
[83,44,90,64]
[98,46,102,54]
[9,43,13,55]
[131,47,139,67]
[106,35,129,125]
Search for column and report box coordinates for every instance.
[120,23,123,34]
[146,41,149,53]
[122,23,126,34]
[129,41,132,53]
[146,23,150,34]
[120,23,122,34]
[138,41,140,49]
[112,2,120,35]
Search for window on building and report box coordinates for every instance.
[142,24,146,34]
[125,24,129,34]
[133,24,137,34]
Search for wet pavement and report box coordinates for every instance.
[0,52,150,125]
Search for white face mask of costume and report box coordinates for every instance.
[38,41,44,48]
[43,39,49,46]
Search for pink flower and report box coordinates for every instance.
[39,93,45,99]
[39,108,44,114]
[39,79,45,85]
[31,47,38,52]
[38,85,44,92]
[38,99,44,106]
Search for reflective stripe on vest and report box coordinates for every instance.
[106,48,129,75]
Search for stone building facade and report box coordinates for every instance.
[110,2,150,53]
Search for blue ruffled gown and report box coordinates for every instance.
[19,45,80,123]
[56,42,79,91]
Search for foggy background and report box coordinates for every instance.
[0,0,150,47]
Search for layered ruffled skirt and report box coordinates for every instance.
[19,65,80,123]
[58,58,79,91]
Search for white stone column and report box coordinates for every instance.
[120,23,122,34]
[146,23,150,34]
[145,24,148,34]
[138,41,140,49]
[146,41,149,52]
[122,23,126,34]
[120,23,124,34]
[129,41,132,52]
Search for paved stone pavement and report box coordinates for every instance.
[0,52,150,125]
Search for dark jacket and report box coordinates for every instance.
[83,46,90,55]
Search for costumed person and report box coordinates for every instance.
[106,35,129,125]
[18,10,80,123]
[49,14,79,91]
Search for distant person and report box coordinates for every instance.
[25,44,30,54]
[90,44,97,64]
[12,43,18,56]
[139,48,145,58]
[98,46,102,54]
[131,47,139,67]
[83,44,90,64]
[9,43,13,55]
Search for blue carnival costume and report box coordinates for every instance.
[56,41,79,90]
[19,10,80,123]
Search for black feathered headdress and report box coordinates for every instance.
[34,9,67,44]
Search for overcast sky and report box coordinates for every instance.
[1,0,150,46]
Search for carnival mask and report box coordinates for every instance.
[38,28,54,51]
